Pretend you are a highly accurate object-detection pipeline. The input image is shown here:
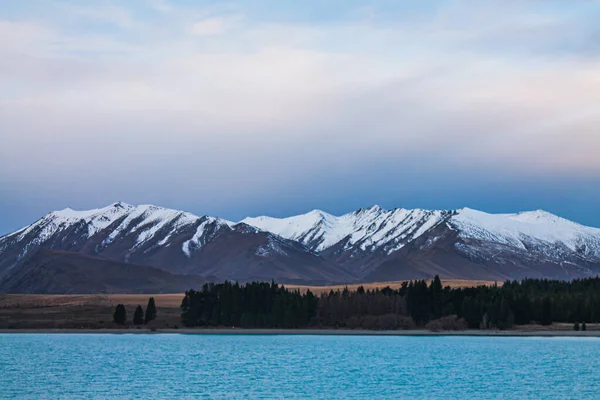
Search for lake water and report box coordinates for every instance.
[1,334,599,399]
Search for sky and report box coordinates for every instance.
[1,0,600,235]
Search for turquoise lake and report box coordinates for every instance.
[1,334,599,399]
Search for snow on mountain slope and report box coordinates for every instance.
[5,202,134,250]
[6,203,600,264]
[242,206,600,264]
[100,204,202,248]
[242,209,348,252]
[242,206,451,254]
[449,208,600,259]
[3,202,600,286]
[0,203,351,286]
[181,217,224,257]
[0,203,233,269]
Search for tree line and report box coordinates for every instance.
[181,281,317,328]
[113,297,157,325]
[180,276,600,330]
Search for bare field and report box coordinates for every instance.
[0,294,183,308]
[286,279,500,295]
[0,294,112,308]
[106,293,184,308]
[0,294,182,329]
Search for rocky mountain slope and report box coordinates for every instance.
[0,250,206,294]
[1,202,600,293]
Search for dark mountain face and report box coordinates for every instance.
[1,202,600,293]
[0,251,207,294]
[178,224,355,284]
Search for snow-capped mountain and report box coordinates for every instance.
[1,202,600,293]
[243,206,600,280]
[0,202,352,288]
[0,202,227,273]
[451,208,600,260]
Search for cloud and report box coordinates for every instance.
[63,3,136,29]
[151,0,173,14]
[0,0,599,227]
[0,20,51,52]
[190,17,237,36]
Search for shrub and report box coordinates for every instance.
[359,314,415,330]
[426,315,468,331]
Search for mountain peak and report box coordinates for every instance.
[304,209,341,226]
[513,209,558,220]
[455,207,576,227]
[306,209,329,218]
[110,201,131,209]
[354,205,385,215]
[51,202,134,220]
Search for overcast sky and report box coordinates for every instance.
[1,0,600,234]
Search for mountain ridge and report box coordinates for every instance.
[1,202,600,293]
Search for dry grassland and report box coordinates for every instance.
[0,280,498,329]
[286,279,499,295]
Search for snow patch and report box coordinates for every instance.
[181,218,225,257]
[255,237,289,257]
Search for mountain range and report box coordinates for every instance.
[1,202,599,293]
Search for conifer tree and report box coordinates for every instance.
[540,298,552,326]
[430,275,444,319]
[113,304,126,325]
[145,297,157,324]
[498,297,514,330]
[133,305,144,325]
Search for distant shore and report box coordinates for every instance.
[1,328,599,337]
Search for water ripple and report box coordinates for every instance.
[0,334,599,399]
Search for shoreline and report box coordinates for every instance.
[1,328,599,337]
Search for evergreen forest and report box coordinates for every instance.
[180,276,600,330]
